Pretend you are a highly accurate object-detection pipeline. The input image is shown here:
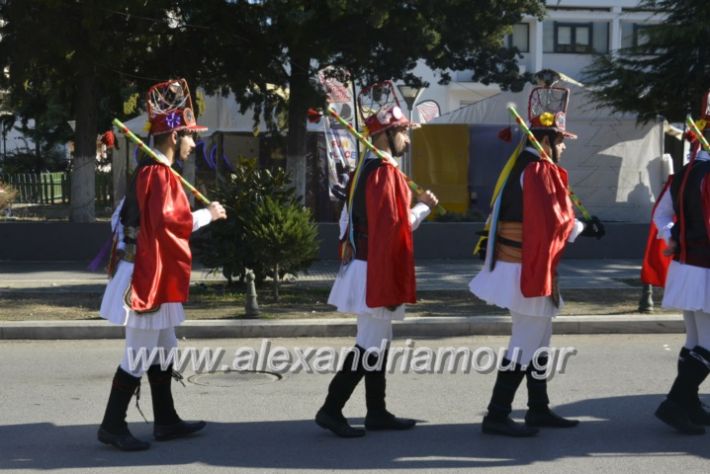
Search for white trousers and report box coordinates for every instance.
[119,326,179,377]
[683,310,710,351]
[506,312,553,366]
[355,314,393,353]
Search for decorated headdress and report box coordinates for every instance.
[358,81,410,136]
[528,69,577,139]
[146,78,207,136]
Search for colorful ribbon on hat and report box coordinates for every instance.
[507,105,591,220]
[113,118,211,205]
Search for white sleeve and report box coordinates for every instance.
[338,205,349,239]
[409,202,431,231]
[652,188,675,244]
[568,219,586,243]
[192,208,213,232]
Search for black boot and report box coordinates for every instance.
[147,365,206,441]
[655,346,710,435]
[97,367,150,451]
[364,350,416,431]
[315,347,366,438]
[678,347,710,425]
[524,356,579,428]
[482,360,538,437]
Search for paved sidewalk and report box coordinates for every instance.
[0,258,643,291]
[0,258,682,340]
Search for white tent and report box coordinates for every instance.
[430,83,665,222]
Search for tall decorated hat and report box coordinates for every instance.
[528,69,577,139]
[359,81,411,136]
[146,78,207,136]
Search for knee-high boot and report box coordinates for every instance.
[656,346,710,434]
[315,346,367,438]
[524,356,579,428]
[97,367,150,451]
[678,347,710,425]
[364,349,416,430]
[147,364,206,441]
[482,359,538,437]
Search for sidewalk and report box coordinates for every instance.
[0,259,643,291]
[0,259,682,339]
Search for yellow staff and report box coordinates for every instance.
[113,118,211,205]
[507,105,591,220]
[324,106,446,215]
[686,114,710,152]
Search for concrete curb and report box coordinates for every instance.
[0,314,684,340]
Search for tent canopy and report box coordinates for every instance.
[421,83,665,223]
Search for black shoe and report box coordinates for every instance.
[97,427,150,451]
[154,420,206,441]
[482,415,538,437]
[655,399,705,435]
[689,400,710,426]
[525,409,579,428]
[315,408,365,438]
[365,411,416,431]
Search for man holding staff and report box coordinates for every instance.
[315,85,439,438]
[652,89,710,435]
[97,79,226,451]
[469,74,605,437]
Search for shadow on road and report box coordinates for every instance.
[1,394,708,470]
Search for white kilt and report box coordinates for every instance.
[662,260,710,313]
[469,259,560,318]
[327,260,406,321]
[99,260,186,330]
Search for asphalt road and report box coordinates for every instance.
[1,334,708,473]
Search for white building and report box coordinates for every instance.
[412,0,659,118]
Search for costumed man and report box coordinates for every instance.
[315,101,439,438]
[651,89,710,435]
[469,75,605,437]
[97,79,227,451]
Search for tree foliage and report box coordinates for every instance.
[583,0,710,123]
[0,0,545,218]
[194,160,319,295]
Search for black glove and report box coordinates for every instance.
[581,216,605,239]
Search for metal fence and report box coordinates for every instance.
[1,172,112,206]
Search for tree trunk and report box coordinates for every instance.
[70,65,97,222]
[273,262,280,302]
[286,55,310,204]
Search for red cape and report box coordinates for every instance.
[641,177,673,287]
[365,164,416,307]
[521,161,575,297]
[131,165,193,312]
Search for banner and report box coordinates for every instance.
[317,67,358,200]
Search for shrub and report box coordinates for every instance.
[0,182,17,213]
[247,196,319,300]
[194,160,319,298]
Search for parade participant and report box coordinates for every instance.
[469,76,605,437]
[315,98,439,438]
[653,89,710,435]
[97,79,227,451]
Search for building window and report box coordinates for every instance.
[554,22,593,53]
[505,23,530,53]
[621,22,652,49]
